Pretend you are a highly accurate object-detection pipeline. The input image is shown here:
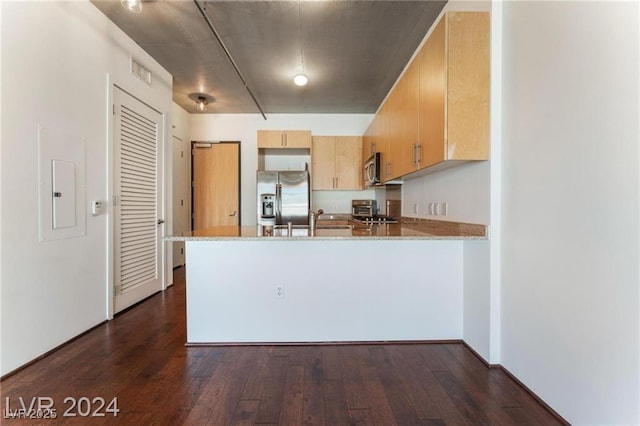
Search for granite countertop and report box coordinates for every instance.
[166,218,487,241]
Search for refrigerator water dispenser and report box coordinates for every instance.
[260,193,275,219]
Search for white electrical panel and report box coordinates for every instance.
[38,125,86,241]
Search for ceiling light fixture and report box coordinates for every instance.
[196,96,208,112]
[293,74,308,87]
[188,93,214,113]
[293,1,309,87]
[121,0,142,14]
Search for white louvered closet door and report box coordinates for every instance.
[113,87,164,313]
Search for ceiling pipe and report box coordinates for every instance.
[193,0,267,120]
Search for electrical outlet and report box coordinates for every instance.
[275,284,284,299]
[441,202,448,216]
[429,203,436,215]
[434,203,441,216]
[413,203,419,214]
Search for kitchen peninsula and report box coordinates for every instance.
[167,219,486,345]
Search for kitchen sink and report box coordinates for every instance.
[268,224,352,236]
[272,224,352,230]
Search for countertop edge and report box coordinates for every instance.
[166,219,488,241]
[165,235,487,242]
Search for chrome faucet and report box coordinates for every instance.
[309,209,324,231]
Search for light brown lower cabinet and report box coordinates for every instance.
[312,136,362,190]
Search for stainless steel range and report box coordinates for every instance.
[352,215,398,224]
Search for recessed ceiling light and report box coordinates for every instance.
[293,74,308,87]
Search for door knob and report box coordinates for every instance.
[157,219,165,225]
[229,211,238,217]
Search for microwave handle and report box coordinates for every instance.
[366,163,373,183]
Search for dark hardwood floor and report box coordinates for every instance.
[1,267,564,425]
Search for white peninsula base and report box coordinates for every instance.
[185,239,464,344]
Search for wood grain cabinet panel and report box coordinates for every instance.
[257,130,311,148]
[335,136,362,189]
[311,136,336,190]
[362,123,376,167]
[312,136,362,190]
[362,12,490,181]
[393,59,420,178]
[377,100,393,181]
[419,12,490,167]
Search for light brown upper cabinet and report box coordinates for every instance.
[377,99,393,180]
[257,130,311,148]
[419,12,490,167]
[312,136,362,190]
[362,12,489,182]
[363,122,376,166]
[391,58,420,179]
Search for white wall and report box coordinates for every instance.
[1,2,172,375]
[402,163,490,225]
[501,2,639,424]
[189,114,374,225]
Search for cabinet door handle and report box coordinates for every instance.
[416,143,422,166]
[335,177,339,188]
[283,133,287,147]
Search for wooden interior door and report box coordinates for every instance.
[192,142,240,230]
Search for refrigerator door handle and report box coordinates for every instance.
[275,183,282,224]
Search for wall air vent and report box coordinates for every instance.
[130,57,152,85]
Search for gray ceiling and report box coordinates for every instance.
[92,0,446,115]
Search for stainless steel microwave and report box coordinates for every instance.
[364,153,381,186]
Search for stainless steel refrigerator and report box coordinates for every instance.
[257,170,310,226]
